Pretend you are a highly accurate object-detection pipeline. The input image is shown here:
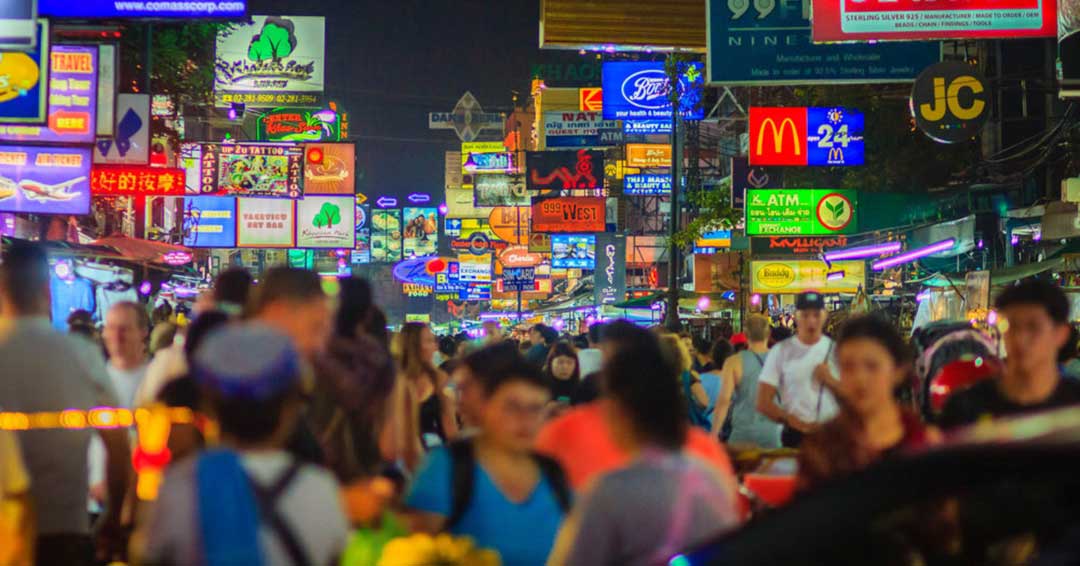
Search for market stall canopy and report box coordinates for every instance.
[90,235,193,265]
[1,236,124,260]
[920,257,1063,287]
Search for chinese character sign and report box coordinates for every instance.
[91,166,185,196]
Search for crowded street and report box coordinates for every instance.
[2,0,1080,565]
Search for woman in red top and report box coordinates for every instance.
[798,315,940,490]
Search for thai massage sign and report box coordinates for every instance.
[214,16,325,107]
[296,196,355,248]
[257,107,344,142]
[0,45,98,144]
[746,189,857,236]
[196,143,303,198]
[530,196,605,233]
[0,145,91,215]
[90,166,185,196]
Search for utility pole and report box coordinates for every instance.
[664,55,684,331]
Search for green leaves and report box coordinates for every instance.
[313,202,341,228]
[248,21,296,62]
[826,199,845,221]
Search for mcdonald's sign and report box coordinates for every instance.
[749,107,865,167]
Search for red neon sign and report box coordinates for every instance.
[813,0,1056,42]
[748,107,808,167]
[90,166,185,196]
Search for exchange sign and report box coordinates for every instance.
[196,143,303,198]
[601,61,704,122]
[0,145,91,215]
[910,62,990,144]
[531,196,605,233]
[746,189,858,236]
[90,166,185,196]
[751,260,865,294]
[214,16,325,107]
[0,44,97,144]
[526,150,604,191]
[749,107,865,167]
[813,0,1056,42]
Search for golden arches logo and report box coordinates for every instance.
[827,146,844,163]
[755,118,801,156]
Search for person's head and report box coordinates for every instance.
[482,320,503,342]
[149,322,179,356]
[835,315,911,417]
[692,335,712,359]
[103,302,150,365]
[438,335,457,359]
[213,267,253,314]
[455,341,523,427]
[602,321,686,450]
[249,267,330,358]
[334,276,382,341]
[679,331,694,354]
[396,322,438,379]
[529,324,546,345]
[183,310,231,361]
[545,341,580,382]
[67,309,96,338]
[151,302,173,326]
[795,292,828,342]
[658,333,694,374]
[995,279,1072,377]
[1059,324,1080,364]
[192,324,304,447]
[745,314,771,345]
[0,240,49,317]
[587,322,606,347]
[477,357,550,453]
[710,339,733,369]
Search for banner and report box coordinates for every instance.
[693,230,732,254]
[296,196,355,248]
[352,203,371,264]
[542,111,621,148]
[624,174,671,196]
[95,94,151,164]
[751,260,865,294]
[90,166,185,196]
[474,175,528,206]
[551,234,596,269]
[594,233,626,305]
[39,0,247,17]
[751,236,850,256]
[195,143,303,198]
[731,157,781,209]
[601,61,705,122]
[0,44,97,144]
[182,196,236,248]
[258,107,344,142]
[706,0,940,85]
[302,143,354,195]
[531,196,605,233]
[0,145,91,215]
[748,107,865,166]
[237,198,295,248]
[0,21,47,123]
[403,207,438,257]
[625,144,672,168]
[371,208,402,262]
[214,16,325,107]
[526,150,604,191]
[813,0,1056,42]
[96,45,116,137]
[746,189,858,236]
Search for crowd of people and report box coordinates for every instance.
[2,238,1080,565]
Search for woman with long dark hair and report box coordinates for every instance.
[396,322,458,450]
[551,321,738,565]
[544,341,581,404]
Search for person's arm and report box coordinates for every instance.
[711,357,739,437]
[690,379,711,409]
[402,449,451,534]
[437,372,460,440]
[96,427,132,561]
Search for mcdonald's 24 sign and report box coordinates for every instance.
[748,107,864,167]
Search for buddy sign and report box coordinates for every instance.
[746,189,857,236]
[214,16,325,107]
[751,260,865,294]
[749,107,865,166]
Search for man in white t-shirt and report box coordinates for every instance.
[102,302,150,407]
[756,292,839,447]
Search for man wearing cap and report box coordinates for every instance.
[756,292,839,447]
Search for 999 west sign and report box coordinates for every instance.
[749,107,865,167]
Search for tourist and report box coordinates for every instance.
[699,339,733,434]
[526,323,557,367]
[549,323,739,565]
[544,341,582,406]
[103,301,151,408]
[658,333,712,429]
[396,322,459,450]
[757,292,839,447]
[714,314,781,448]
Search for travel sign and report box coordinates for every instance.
[749,107,865,167]
[746,189,858,236]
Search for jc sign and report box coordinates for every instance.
[911,62,990,144]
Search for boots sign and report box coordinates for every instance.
[911,62,989,144]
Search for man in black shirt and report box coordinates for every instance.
[940,279,1080,429]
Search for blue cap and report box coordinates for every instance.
[192,323,301,400]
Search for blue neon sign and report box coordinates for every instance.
[806,107,865,167]
[39,0,247,17]
[624,174,672,196]
[602,61,705,123]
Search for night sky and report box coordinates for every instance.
[249,0,541,202]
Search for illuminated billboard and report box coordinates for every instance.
[353,203,371,264]
[531,197,606,233]
[258,107,344,142]
[214,16,325,107]
[195,143,303,198]
[296,196,355,249]
[40,0,247,17]
[551,234,596,269]
[403,207,439,257]
[748,107,865,167]
[370,208,402,262]
[0,45,97,144]
[0,145,91,215]
[90,166,185,197]
[601,61,704,122]
[746,189,858,236]
[0,22,48,123]
[302,143,354,195]
[526,150,603,191]
[237,198,295,248]
[813,0,1056,42]
[183,196,236,248]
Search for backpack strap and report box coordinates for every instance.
[246,461,310,566]
[445,439,476,531]
[532,453,572,514]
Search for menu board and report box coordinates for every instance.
[370,208,402,262]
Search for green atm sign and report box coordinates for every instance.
[746,189,857,236]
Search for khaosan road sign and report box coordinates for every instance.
[428,91,504,142]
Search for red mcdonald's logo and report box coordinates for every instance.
[749,107,808,166]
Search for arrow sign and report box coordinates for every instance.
[376,196,398,208]
[407,192,431,204]
[580,88,603,112]
[355,193,368,205]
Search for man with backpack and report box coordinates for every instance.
[405,347,570,566]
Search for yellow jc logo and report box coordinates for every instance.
[919,75,985,122]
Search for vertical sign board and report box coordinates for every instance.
[813,0,1056,42]
[0,21,48,123]
[236,198,296,248]
[353,203,371,264]
[0,44,97,144]
[183,196,237,248]
[214,16,325,107]
[96,44,116,137]
[748,107,865,166]
[706,0,941,85]
[95,94,151,164]
[370,208,402,262]
[0,145,92,215]
[295,196,355,248]
[594,233,627,305]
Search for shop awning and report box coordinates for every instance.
[90,235,192,264]
[1,236,124,260]
[920,257,1063,288]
